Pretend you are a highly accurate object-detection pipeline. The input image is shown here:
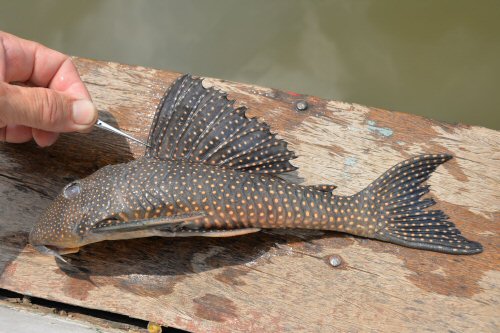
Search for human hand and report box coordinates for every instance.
[0,31,97,147]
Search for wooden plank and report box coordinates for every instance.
[0,57,498,332]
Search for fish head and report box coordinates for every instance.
[29,165,120,257]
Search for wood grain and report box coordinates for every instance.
[0,57,498,332]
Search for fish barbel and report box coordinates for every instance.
[29,75,482,257]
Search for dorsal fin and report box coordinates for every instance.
[146,74,297,174]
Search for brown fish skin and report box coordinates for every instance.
[29,74,482,256]
[30,154,482,255]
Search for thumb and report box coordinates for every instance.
[0,82,97,132]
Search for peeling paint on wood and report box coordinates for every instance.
[0,58,498,332]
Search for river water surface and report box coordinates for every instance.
[1,0,498,129]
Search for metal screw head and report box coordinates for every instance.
[328,255,342,267]
[295,100,308,111]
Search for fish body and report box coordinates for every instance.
[32,158,356,244]
[30,75,482,256]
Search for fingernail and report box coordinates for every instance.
[72,100,97,126]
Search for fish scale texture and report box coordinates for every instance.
[108,158,333,231]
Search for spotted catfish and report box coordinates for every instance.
[30,75,482,259]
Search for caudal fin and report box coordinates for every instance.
[355,154,482,254]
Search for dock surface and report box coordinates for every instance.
[0,58,498,332]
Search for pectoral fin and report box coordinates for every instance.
[91,212,206,234]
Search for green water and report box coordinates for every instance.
[1,0,499,129]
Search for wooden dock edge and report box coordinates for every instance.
[0,57,498,332]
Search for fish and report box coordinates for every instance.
[29,74,483,259]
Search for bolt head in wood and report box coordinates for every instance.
[328,255,342,267]
[295,100,308,111]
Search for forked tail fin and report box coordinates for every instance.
[341,154,482,254]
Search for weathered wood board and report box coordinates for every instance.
[0,58,498,332]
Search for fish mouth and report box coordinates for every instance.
[33,245,80,263]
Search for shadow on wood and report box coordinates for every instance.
[57,231,339,288]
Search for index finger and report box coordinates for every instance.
[0,31,91,100]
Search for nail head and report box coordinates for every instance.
[328,255,342,267]
[295,100,308,111]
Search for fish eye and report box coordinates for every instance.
[63,181,81,199]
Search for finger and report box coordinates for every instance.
[0,83,97,132]
[0,124,33,143]
[0,31,91,100]
[47,57,91,99]
[32,128,59,147]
